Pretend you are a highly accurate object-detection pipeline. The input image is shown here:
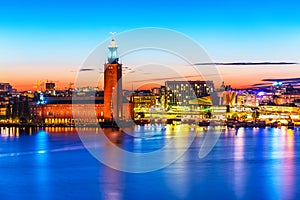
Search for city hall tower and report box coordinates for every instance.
[104,37,122,121]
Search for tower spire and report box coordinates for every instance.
[108,32,119,64]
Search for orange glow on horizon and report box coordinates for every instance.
[0,76,277,91]
[2,63,300,91]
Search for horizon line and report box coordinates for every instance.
[194,62,299,66]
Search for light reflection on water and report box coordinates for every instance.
[0,126,300,199]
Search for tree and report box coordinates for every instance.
[241,113,248,121]
[231,112,238,121]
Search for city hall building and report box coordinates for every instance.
[36,38,132,125]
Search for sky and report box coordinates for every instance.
[1,0,300,91]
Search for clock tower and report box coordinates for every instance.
[104,37,122,121]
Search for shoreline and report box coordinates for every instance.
[0,122,298,129]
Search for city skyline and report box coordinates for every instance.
[2,1,300,199]
[1,0,300,90]
[1,61,300,92]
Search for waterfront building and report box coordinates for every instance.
[259,105,300,124]
[131,91,157,119]
[259,105,300,114]
[36,96,104,124]
[165,80,214,106]
[0,105,7,121]
[32,38,133,125]
[35,95,132,125]
[10,95,32,123]
[0,94,10,121]
[104,38,123,121]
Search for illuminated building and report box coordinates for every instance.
[0,103,7,120]
[0,83,12,93]
[10,95,31,122]
[273,94,300,105]
[36,96,104,124]
[32,38,134,125]
[131,92,157,119]
[104,37,122,121]
[0,107,6,116]
[45,82,56,96]
[270,81,300,95]
[271,81,283,95]
[165,80,214,106]
[222,91,237,106]
[259,105,300,124]
[0,95,10,120]
[236,93,258,107]
[35,96,132,124]
[259,105,300,113]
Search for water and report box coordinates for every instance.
[1,126,300,200]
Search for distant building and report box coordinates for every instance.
[0,94,10,121]
[271,81,283,95]
[0,83,12,93]
[236,93,258,107]
[285,84,296,94]
[165,80,214,106]
[45,82,56,96]
[270,81,300,95]
[273,94,300,105]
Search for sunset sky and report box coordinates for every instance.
[1,0,300,91]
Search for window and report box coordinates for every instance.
[47,112,54,116]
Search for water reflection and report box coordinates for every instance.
[164,134,192,199]
[99,164,124,200]
[33,130,51,199]
[265,127,296,200]
[1,126,300,199]
[233,128,246,199]
[0,127,20,137]
[284,129,295,200]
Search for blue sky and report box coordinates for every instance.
[1,0,300,89]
